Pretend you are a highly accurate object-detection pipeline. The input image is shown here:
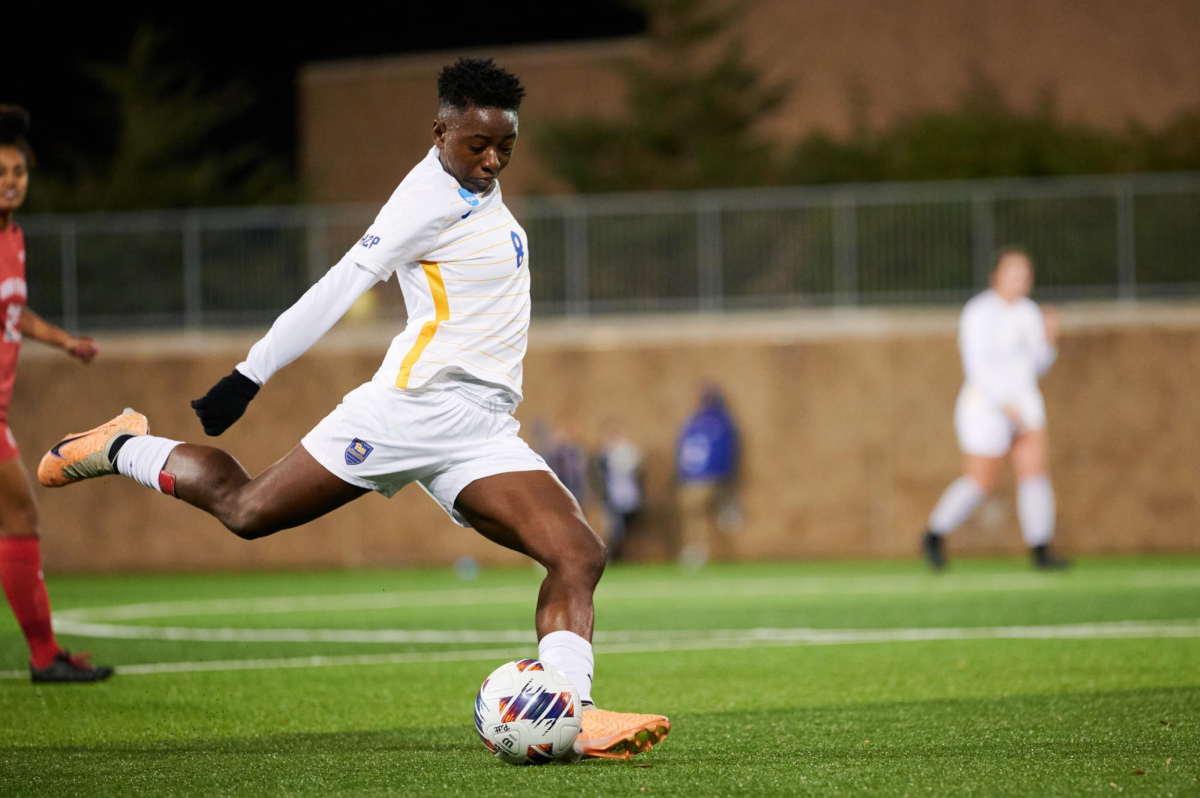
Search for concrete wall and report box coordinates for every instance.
[15,303,1200,573]
[299,0,1200,201]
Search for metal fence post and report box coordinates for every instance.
[59,219,78,333]
[697,198,723,310]
[1116,181,1137,302]
[183,213,203,327]
[307,207,330,284]
[833,193,858,306]
[565,204,590,317]
[971,189,996,289]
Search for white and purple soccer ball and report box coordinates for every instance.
[474,659,581,765]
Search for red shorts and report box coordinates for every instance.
[0,422,19,462]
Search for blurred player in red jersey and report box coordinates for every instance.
[0,106,111,681]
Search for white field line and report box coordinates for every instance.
[53,567,1200,624]
[5,620,1200,680]
[51,621,536,644]
[55,587,540,623]
[46,619,1200,646]
[0,646,529,679]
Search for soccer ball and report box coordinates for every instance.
[474,659,582,765]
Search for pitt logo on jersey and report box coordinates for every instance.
[359,234,381,249]
[344,438,374,466]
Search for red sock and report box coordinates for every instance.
[0,537,60,668]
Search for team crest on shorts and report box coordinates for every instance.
[345,438,374,466]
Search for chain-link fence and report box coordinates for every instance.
[19,172,1200,330]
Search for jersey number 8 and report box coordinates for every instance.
[511,232,524,269]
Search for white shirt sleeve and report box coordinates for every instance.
[235,257,383,386]
[347,186,450,278]
[1029,304,1058,376]
[959,299,1014,405]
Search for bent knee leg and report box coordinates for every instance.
[971,474,996,497]
[526,510,607,578]
[547,519,608,582]
[221,492,283,541]
[964,456,1002,495]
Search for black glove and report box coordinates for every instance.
[191,369,260,436]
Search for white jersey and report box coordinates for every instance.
[235,149,544,505]
[350,146,530,404]
[958,289,1056,406]
[951,290,1056,455]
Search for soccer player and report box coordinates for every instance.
[922,247,1068,571]
[37,59,668,758]
[0,106,110,681]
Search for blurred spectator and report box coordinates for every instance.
[546,423,588,507]
[675,385,741,567]
[595,418,645,562]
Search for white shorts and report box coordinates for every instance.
[954,385,1046,458]
[301,381,551,527]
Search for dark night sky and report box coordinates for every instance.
[6,5,646,176]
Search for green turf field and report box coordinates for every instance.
[1,557,1197,796]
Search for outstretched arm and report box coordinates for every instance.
[235,257,382,385]
[19,307,98,364]
[192,184,450,436]
[192,257,382,435]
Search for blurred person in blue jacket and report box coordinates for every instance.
[675,384,741,567]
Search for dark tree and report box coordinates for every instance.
[29,25,294,212]
[537,0,787,192]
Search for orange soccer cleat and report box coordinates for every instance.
[37,408,148,488]
[574,707,671,760]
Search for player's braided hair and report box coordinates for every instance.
[0,105,34,167]
[437,57,525,114]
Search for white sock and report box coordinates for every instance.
[1018,475,1055,547]
[538,630,594,705]
[928,476,985,535]
[115,435,182,493]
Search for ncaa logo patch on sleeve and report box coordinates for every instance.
[345,438,374,466]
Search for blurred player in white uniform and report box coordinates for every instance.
[923,248,1068,570]
[37,57,668,760]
